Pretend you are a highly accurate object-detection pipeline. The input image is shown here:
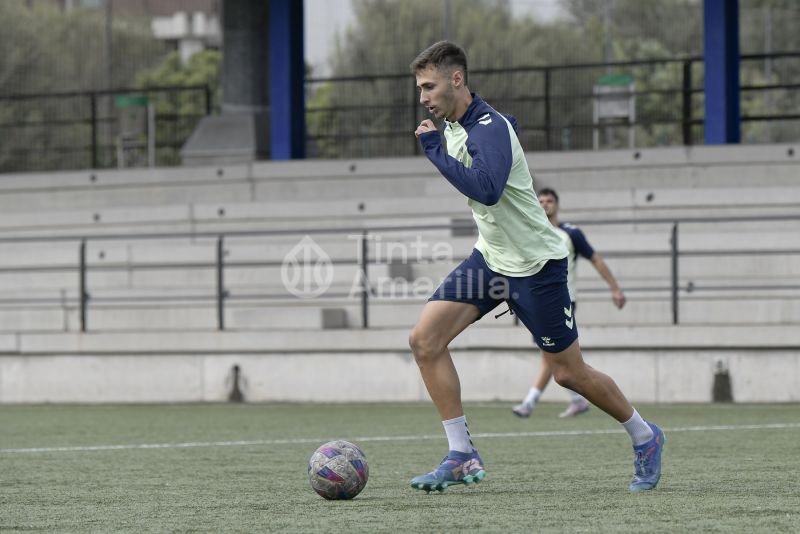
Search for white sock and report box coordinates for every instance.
[523,387,542,407]
[621,408,654,446]
[568,390,584,404]
[442,415,474,453]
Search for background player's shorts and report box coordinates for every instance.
[429,249,578,353]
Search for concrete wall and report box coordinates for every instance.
[1,348,796,404]
[0,325,796,403]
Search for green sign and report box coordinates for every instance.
[596,74,634,86]
[114,95,149,108]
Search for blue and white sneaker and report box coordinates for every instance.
[558,399,591,418]
[629,422,665,492]
[409,450,486,492]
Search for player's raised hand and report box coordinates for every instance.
[415,119,436,138]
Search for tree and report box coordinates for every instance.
[308,0,799,156]
[0,0,171,172]
[307,0,598,157]
[136,50,221,165]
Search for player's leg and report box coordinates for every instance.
[512,353,552,417]
[408,250,501,492]
[543,342,664,491]
[408,300,485,491]
[510,258,664,491]
[409,299,479,422]
[543,340,632,421]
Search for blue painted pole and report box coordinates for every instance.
[269,0,306,159]
[703,0,740,144]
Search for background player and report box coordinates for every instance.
[513,187,627,418]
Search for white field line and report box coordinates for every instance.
[1,422,799,455]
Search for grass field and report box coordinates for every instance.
[1,402,798,533]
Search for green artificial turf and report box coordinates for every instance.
[1,402,798,533]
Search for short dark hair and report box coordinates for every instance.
[410,41,468,81]
[538,187,559,203]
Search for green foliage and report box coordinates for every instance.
[310,0,799,155]
[135,50,221,165]
[137,50,222,113]
[309,0,600,157]
[564,0,703,57]
[0,0,171,172]
[0,0,168,95]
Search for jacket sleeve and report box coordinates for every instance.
[418,116,512,206]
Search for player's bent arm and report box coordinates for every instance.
[417,123,512,206]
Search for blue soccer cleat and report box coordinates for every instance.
[629,422,665,492]
[409,450,486,492]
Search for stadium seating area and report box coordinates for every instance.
[0,143,798,403]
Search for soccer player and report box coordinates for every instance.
[512,187,627,418]
[407,41,663,493]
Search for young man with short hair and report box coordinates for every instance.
[407,40,663,493]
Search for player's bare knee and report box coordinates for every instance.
[408,328,444,365]
[552,366,577,391]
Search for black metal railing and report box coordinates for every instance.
[305,51,800,158]
[2,52,799,169]
[0,85,211,173]
[0,213,797,332]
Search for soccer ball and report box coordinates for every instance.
[308,440,369,500]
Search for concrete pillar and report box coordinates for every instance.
[181,0,270,164]
[221,0,269,115]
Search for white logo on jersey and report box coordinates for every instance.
[564,304,574,330]
[540,336,555,347]
[478,113,492,125]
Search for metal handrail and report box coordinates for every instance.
[0,213,797,331]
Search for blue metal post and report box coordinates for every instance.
[269,0,306,159]
[703,0,740,144]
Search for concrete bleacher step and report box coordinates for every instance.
[0,180,254,214]
[0,143,795,337]
[0,309,72,332]
[0,146,795,223]
[0,170,798,239]
[0,201,465,239]
[0,197,796,242]
[0,159,442,213]
[0,297,795,334]
[23,293,785,333]
[528,144,800,188]
[4,228,798,279]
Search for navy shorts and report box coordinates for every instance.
[430,249,578,353]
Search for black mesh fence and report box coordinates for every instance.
[306,52,800,158]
